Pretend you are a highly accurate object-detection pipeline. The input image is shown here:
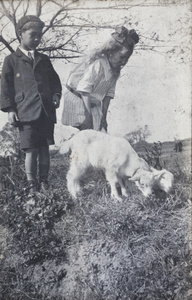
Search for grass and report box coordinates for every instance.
[0,142,191,300]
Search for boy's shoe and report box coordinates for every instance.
[27,180,38,195]
[39,180,49,193]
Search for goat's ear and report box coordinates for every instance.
[154,170,166,181]
[129,174,140,182]
[150,166,156,172]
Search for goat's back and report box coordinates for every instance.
[69,130,140,170]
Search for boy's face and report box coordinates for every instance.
[20,24,43,50]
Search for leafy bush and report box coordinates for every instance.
[142,141,163,170]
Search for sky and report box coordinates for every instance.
[0,0,191,143]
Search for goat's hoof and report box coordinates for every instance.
[112,196,123,203]
[122,192,128,198]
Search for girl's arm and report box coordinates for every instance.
[80,92,93,130]
[102,96,111,119]
[100,96,112,131]
[81,92,91,114]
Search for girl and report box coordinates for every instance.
[61,26,139,131]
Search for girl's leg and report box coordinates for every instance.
[39,145,50,184]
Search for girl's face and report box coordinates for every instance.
[20,25,43,50]
[109,46,132,69]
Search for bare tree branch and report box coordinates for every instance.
[49,55,81,59]
[36,0,42,17]
[60,27,82,48]
[10,0,17,28]
[42,7,66,35]
[0,0,14,23]
[0,35,14,53]
[0,0,190,63]
[12,0,23,16]
[23,0,30,16]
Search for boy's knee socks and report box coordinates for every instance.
[39,146,50,182]
[25,148,39,181]
[39,164,49,182]
[25,147,50,182]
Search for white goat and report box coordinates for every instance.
[60,130,174,201]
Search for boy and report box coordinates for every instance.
[0,15,62,193]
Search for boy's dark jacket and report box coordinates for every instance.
[0,48,62,123]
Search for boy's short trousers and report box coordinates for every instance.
[19,110,55,150]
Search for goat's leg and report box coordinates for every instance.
[67,162,83,198]
[117,176,128,197]
[105,171,122,202]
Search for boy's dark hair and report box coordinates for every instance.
[16,15,45,41]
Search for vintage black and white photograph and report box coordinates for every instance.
[0,0,191,299]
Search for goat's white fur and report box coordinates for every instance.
[60,130,174,201]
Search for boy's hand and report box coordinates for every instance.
[52,93,61,109]
[8,111,20,127]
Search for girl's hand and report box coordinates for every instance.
[52,93,61,109]
[80,112,93,130]
[100,117,108,131]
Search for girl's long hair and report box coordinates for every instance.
[85,37,135,77]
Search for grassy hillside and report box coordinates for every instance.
[0,138,191,300]
[133,138,191,172]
